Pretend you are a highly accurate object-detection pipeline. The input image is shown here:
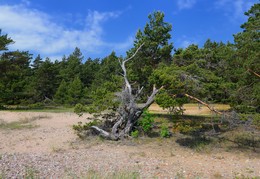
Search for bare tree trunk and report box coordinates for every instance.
[91,44,163,140]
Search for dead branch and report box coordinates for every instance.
[91,126,110,138]
[142,85,164,110]
[124,43,145,63]
[120,43,145,95]
[183,93,223,115]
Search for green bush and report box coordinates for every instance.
[160,123,171,138]
[131,130,139,138]
[138,110,154,134]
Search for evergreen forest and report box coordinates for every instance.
[0,3,259,115]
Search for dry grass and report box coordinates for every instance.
[149,103,230,116]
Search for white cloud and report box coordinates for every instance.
[0,3,132,59]
[177,0,197,10]
[215,0,255,23]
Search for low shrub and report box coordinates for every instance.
[138,110,154,134]
[160,123,171,138]
[131,130,139,138]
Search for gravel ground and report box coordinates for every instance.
[0,111,259,178]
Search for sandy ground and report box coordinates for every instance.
[0,111,85,153]
[0,111,259,178]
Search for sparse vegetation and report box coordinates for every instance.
[0,115,49,130]
[24,166,40,179]
[83,170,140,179]
[131,130,139,138]
[0,121,36,130]
[160,123,171,138]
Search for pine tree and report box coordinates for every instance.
[67,76,83,105]
[54,80,68,104]
[127,11,173,89]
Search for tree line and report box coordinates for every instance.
[0,3,259,113]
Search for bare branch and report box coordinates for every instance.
[183,93,223,115]
[135,86,144,99]
[120,43,145,95]
[124,43,145,63]
[142,85,164,110]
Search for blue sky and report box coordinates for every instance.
[0,0,258,60]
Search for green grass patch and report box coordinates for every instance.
[0,115,48,130]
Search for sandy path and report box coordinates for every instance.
[0,111,259,178]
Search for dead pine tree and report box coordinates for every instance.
[90,43,163,140]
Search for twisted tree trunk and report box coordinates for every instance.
[91,44,163,140]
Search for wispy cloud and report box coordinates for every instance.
[176,35,198,48]
[215,0,255,23]
[180,40,194,48]
[0,2,133,60]
[21,0,30,6]
[177,0,197,10]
